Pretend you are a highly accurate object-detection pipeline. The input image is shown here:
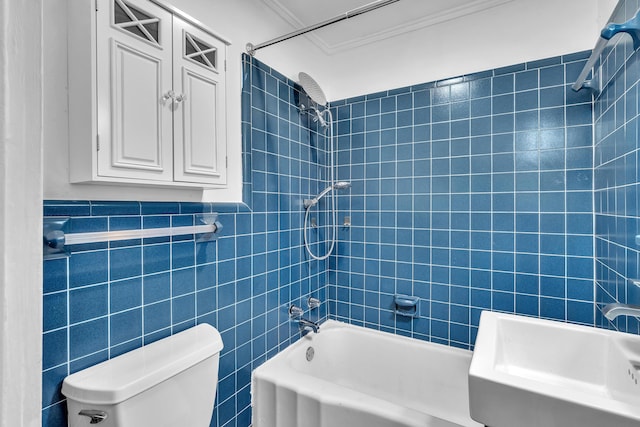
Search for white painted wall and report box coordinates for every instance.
[0,0,43,425]
[299,0,620,101]
[44,0,618,202]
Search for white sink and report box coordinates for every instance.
[469,311,640,427]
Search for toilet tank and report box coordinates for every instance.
[62,324,223,427]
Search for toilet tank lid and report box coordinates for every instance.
[61,323,223,405]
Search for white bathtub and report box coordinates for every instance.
[251,320,482,427]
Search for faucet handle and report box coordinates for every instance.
[308,297,320,309]
[289,304,304,319]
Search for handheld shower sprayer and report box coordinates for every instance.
[304,182,351,209]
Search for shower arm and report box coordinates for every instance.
[246,0,401,56]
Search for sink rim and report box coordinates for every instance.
[469,311,640,422]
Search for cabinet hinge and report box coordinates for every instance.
[224,60,227,72]
[95,0,99,12]
[96,135,100,151]
[226,156,228,168]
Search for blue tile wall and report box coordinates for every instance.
[41,55,330,427]
[329,52,596,349]
[594,0,640,335]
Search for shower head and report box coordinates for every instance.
[298,72,327,107]
[303,181,352,209]
[333,181,351,190]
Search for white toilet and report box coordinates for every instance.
[62,324,224,427]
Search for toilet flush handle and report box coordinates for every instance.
[78,409,108,424]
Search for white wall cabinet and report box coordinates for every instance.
[69,0,229,188]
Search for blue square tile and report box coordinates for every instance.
[172,241,195,269]
[516,294,539,316]
[110,277,142,313]
[42,364,67,407]
[143,244,171,274]
[515,70,538,91]
[43,258,68,293]
[470,78,491,99]
[43,329,67,370]
[69,317,108,360]
[143,272,171,304]
[69,251,108,288]
[144,301,171,334]
[540,107,565,128]
[42,401,67,427]
[567,300,594,324]
[493,291,515,312]
[493,113,514,133]
[110,246,142,281]
[432,86,450,104]
[566,103,593,126]
[69,284,108,324]
[568,257,593,279]
[493,94,514,114]
[540,64,564,87]
[43,292,67,332]
[515,110,539,131]
[450,82,470,101]
[515,90,538,111]
[196,287,216,315]
[110,308,142,345]
[492,75,514,94]
[540,297,565,320]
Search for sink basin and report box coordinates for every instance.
[469,311,640,427]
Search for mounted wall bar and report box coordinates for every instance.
[43,214,223,258]
[246,0,401,56]
[572,1,632,92]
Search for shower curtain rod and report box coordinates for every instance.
[246,0,401,56]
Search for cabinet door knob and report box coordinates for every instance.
[174,93,186,104]
[162,90,175,104]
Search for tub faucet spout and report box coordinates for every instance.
[602,303,640,320]
[299,318,319,334]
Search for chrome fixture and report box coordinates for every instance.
[289,304,304,319]
[602,303,640,321]
[299,318,320,335]
[78,409,108,424]
[246,0,401,56]
[303,182,351,209]
[297,71,329,127]
[307,297,321,309]
[298,71,352,261]
[300,105,329,128]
